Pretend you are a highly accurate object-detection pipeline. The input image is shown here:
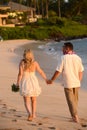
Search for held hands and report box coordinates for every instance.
[46,79,53,84]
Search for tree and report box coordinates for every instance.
[0,0,10,4]
[58,0,61,17]
[45,0,49,18]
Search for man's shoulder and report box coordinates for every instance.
[73,54,82,59]
[63,54,82,60]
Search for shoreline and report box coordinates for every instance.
[18,38,87,91]
[0,39,87,130]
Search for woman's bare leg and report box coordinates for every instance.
[23,96,31,117]
[31,97,36,118]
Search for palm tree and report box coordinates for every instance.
[68,0,84,16]
[58,0,61,17]
[41,0,44,18]
[41,0,49,19]
[45,0,49,18]
[37,0,40,15]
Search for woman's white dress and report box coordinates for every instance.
[20,71,41,97]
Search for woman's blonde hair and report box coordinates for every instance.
[23,49,34,69]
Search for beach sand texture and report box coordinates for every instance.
[0,40,87,130]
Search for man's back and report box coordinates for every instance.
[62,54,84,88]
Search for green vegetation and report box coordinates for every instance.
[0,1,87,41]
[0,18,87,41]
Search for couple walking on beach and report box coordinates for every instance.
[16,42,84,123]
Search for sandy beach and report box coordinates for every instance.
[0,39,87,130]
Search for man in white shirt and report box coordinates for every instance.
[47,42,84,123]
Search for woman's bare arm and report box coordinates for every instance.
[35,61,47,80]
[17,60,24,86]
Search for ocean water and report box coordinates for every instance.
[38,38,87,90]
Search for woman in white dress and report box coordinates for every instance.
[17,49,47,121]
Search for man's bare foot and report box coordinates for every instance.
[72,115,80,123]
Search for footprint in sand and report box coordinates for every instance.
[38,122,43,125]
[48,126,56,130]
[31,123,37,126]
[12,119,17,122]
[36,117,50,126]
[1,111,6,114]
[80,118,87,127]
[81,124,87,128]
[14,115,22,117]
[2,104,7,108]
[0,111,6,116]
[10,109,16,112]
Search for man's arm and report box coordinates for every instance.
[47,70,60,84]
[51,71,60,82]
[79,71,83,81]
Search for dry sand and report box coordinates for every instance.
[0,39,87,130]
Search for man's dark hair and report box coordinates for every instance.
[64,42,73,50]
